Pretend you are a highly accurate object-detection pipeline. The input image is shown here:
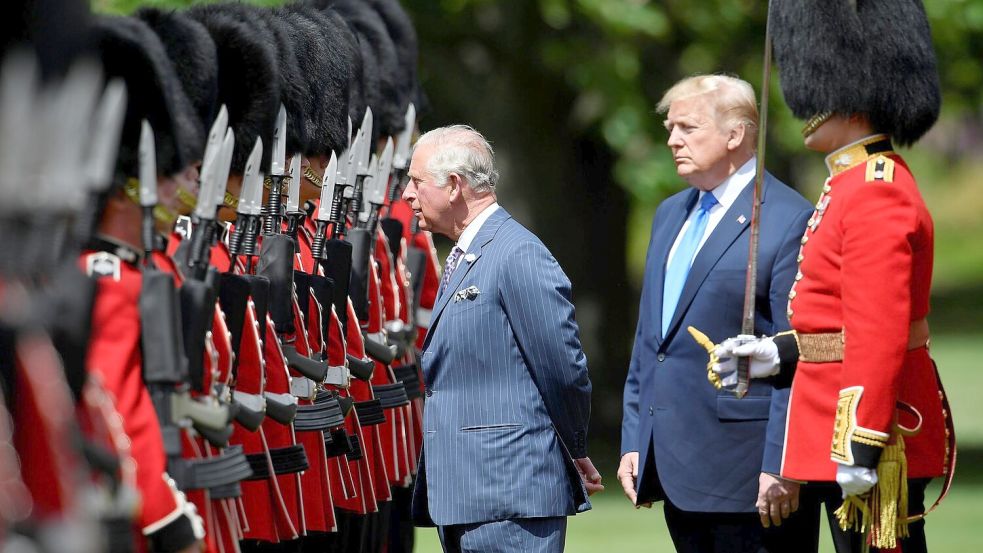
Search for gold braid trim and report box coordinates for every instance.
[176,187,197,210]
[687,326,722,390]
[802,111,833,137]
[223,191,238,210]
[123,178,177,226]
[304,166,323,188]
[835,435,909,549]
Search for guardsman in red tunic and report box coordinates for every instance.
[716,1,953,551]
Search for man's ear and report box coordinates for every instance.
[447,173,464,202]
[727,121,747,151]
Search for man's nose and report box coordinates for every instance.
[667,128,683,148]
[401,183,415,202]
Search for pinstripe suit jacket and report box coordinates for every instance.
[411,208,592,527]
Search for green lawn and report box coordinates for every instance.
[414,479,981,552]
[413,332,982,551]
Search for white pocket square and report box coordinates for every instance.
[453,285,481,303]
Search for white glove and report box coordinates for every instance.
[713,335,781,386]
[836,464,878,497]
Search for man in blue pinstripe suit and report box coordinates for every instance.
[402,125,602,552]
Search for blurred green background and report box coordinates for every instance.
[98,0,983,550]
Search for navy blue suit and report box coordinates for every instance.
[621,173,811,513]
[412,208,591,544]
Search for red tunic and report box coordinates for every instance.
[780,136,948,481]
[80,249,195,549]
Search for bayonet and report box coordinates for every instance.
[84,79,127,198]
[193,106,229,222]
[270,104,287,177]
[138,120,157,257]
[283,152,305,237]
[264,104,288,235]
[187,126,234,279]
[311,151,338,263]
[287,153,302,214]
[389,103,416,208]
[229,138,263,257]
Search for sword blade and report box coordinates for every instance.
[737,0,774,399]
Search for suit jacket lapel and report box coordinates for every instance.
[650,189,698,346]
[664,174,770,342]
[424,208,511,348]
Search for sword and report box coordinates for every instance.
[734,0,775,399]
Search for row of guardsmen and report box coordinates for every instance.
[0,1,442,552]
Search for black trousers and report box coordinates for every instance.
[663,496,809,553]
[662,478,930,553]
[789,478,931,553]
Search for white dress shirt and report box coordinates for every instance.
[454,202,500,267]
[666,157,756,267]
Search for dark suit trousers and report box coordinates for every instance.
[785,478,931,553]
[663,496,812,553]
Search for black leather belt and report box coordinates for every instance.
[392,364,422,400]
[323,428,353,458]
[245,444,309,479]
[372,383,410,409]
[170,445,253,491]
[354,399,386,426]
[346,433,364,461]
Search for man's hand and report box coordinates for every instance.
[574,457,604,496]
[616,452,651,508]
[756,472,800,528]
[836,464,878,497]
[713,335,781,386]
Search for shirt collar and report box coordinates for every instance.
[457,202,500,253]
[702,156,756,209]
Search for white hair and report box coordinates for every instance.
[413,125,499,194]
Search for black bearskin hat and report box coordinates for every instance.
[187,5,281,173]
[90,15,203,181]
[276,4,352,157]
[204,2,310,158]
[315,0,405,141]
[771,0,940,145]
[365,0,429,118]
[135,7,218,149]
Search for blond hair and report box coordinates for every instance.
[657,74,759,147]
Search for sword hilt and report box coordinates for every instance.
[263,175,285,235]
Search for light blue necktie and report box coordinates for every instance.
[662,192,719,336]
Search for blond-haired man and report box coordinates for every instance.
[618,74,812,552]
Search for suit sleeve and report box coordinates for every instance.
[761,206,811,475]
[834,182,917,468]
[500,240,592,459]
[620,321,643,457]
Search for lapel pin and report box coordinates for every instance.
[737,215,747,224]
[463,253,477,263]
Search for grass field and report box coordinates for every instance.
[414,480,982,552]
[413,333,982,551]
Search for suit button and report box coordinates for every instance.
[425,387,433,397]
[657,353,666,362]
[648,406,654,416]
